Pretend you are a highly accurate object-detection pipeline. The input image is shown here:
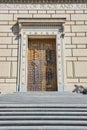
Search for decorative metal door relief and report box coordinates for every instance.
[27,38,57,91]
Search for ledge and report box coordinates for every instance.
[18,18,66,26]
[0,0,87,3]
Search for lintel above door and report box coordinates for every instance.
[18,18,66,26]
[18,18,66,35]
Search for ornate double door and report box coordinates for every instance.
[27,38,57,91]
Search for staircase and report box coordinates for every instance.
[0,92,87,130]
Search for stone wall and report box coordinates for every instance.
[0,2,87,93]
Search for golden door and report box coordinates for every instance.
[27,38,57,91]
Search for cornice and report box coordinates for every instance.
[0,0,87,3]
[18,18,66,25]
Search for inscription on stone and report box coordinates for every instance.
[0,4,87,10]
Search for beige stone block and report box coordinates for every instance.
[85,21,87,25]
[76,21,84,25]
[80,79,87,83]
[72,25,87,32]
[66,84,77,92]
[7,45,18,49]
[0,62,11,77]
[63,37,71,44]
[47,10,55,14]
[18,10,28,14]
[38,10,46,14]
[0,11,8,13]
[65,49,72,56]
[0,33,8,36]
[72,37,87,44]
[78,57,87,61]
[8,21,17,25]
[0,21,8,25]
[0,45,7,48]
[75,10,84,14]
[9,10,18,13]
[77,45,86,48]
[7,57,17,61]
[65,45,76,49]
[0,49,11,56]
[0,25,12,33]
[12,62,17,77]
[0,37,12,44]
[33,14,51,18]
[65,33,75,37]
[85,10,87,13]
[0,84,16,94]
[65,21,75,25]
[52,14,70,20]
[67,78,78,83]
[0,79,5,83]
[56,10,65,14]
[76,33,85,36]
[66,57,77,61]
[0,57,6,61]
[29,10,37,14]
[14,14,32,20]
[6,79,16,83]
[67,62,73,77]
[71,14,87,20]
[64,26,71,32]
[73,49,87,56]
[74,62,87,77]
[12,49,17,56]
[66,10,74,13]
[0,14,13,20]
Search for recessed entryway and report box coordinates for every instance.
[27,37,57,91]
[18,18,65,92]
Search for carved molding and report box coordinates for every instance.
[0,0,87,3]
[18,19,65,92]
[18,18,66,35]
[20,26,65,92]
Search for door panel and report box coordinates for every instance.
[27,38,57,91]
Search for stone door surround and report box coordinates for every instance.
[18,18,66,92]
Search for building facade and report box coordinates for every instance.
[0,0,87,93]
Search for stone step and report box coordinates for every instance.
[0,92,76,96]
[0,115,87,120]
[0,126,87,130]
[0,93,87,129]
[0,92,87,104]
[0,108,87,111]
[1,99,87,104]
[0,104,87,107]
[0,111,87,115]
[0,120,87,125]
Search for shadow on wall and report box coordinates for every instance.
[11,22,19,91]
[11,22,19,40]
[72,85,87,94]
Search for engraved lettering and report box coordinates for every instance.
[60,4,73,9]
[0,4,87,10]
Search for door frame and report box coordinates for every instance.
[18,18,66,92]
